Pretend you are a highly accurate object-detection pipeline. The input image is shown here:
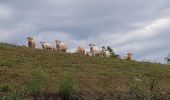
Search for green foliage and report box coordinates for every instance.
[0,45,7,50]
[59,74,74,99]
[130,80,150,99]
[0,84,11,93]
[0,94,24,100]
[107,46,115,55]
[25,66,46,95]
[0,60,14,67]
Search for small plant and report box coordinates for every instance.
[0,45,7,50]
[0,84,11,92]
[59,75,73,99]
[0,60,13,67]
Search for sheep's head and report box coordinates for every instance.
[102,46,106,51]
[40,41,45,45]
[27,37,33,41]
[55,40,61,43]
[127,53,133,56]
[89,44,95,47]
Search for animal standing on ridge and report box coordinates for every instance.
[55,40,67,52]
[124,53,133,60]
[26,37,134,60]
[40,42,53,51]
[75,46,85,55]
[101,46,111,57]
[89,44,103,56]
[27,37,35,48]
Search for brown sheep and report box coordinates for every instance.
[75,46,85,55]
[27,37,35,48]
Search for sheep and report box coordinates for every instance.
[89,44,102,56]
[27,37,35,48]
[40,42,52,51]
[124,53,133,60]
[101,46,111,57]
[75,46,85,55]
[55,40,67,52]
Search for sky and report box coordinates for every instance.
[0,0,170,63]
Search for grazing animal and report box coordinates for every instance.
[27,37,35,48]
[55,40,67,52]
[101,46,111,57]
[85,51,92,56]
[89,44,102,56]
[75,46,85,55]
[40,42,52,50]
[124,53,133,60]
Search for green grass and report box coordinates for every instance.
[0,43,170,99]
[0,60,15,67]
[59,74,74,99]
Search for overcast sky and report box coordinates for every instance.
[0,0,170,63]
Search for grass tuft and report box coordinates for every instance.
[0,60,14,67]
[59,74,74,99]
[25,66,46,95]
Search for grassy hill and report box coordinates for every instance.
[0,43,170,100]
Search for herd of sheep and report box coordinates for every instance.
[27,37,133,60]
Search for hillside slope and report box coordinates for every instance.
[0,43,170,100]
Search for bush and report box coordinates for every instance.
[59,75,73,99]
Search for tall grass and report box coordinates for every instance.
[59,74,74,99]
[25,66,46,95]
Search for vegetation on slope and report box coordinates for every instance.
[0,43,170,100]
